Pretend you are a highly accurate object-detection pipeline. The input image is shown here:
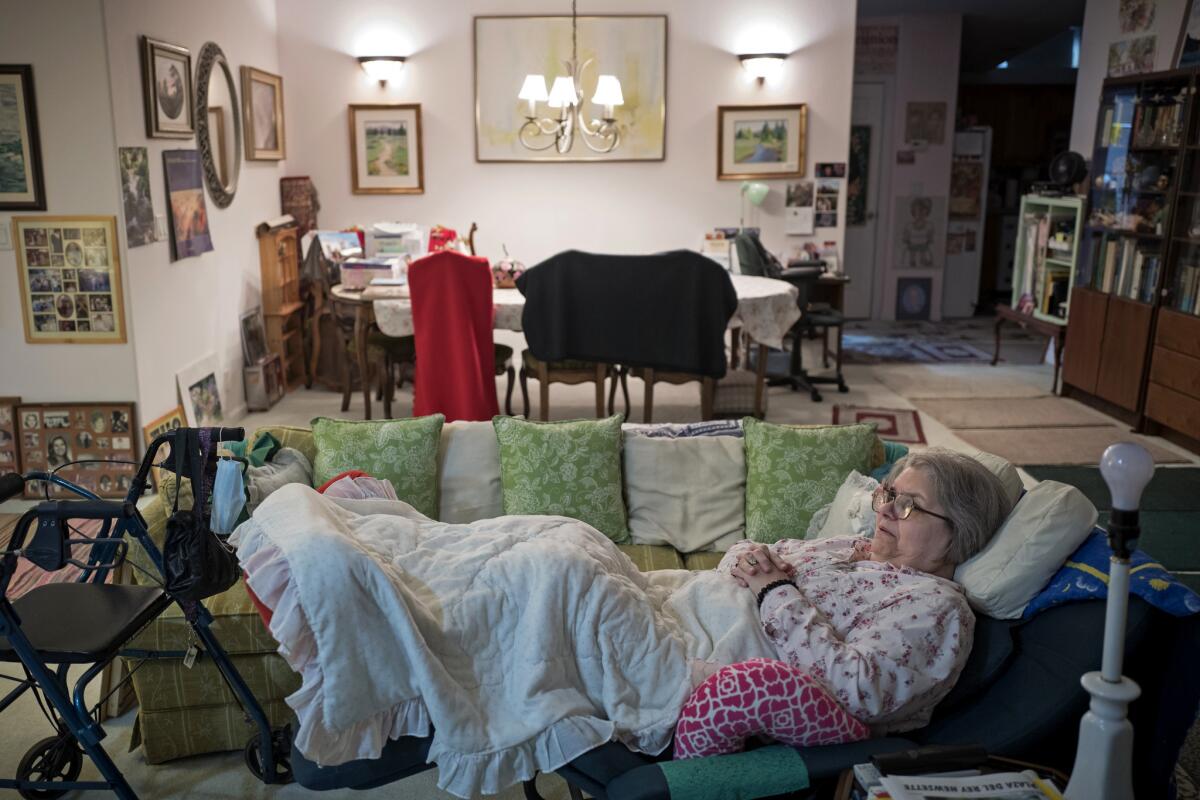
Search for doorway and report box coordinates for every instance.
[844,82,888,318]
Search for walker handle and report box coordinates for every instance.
[0,473,24,504]
[212,427,246,443]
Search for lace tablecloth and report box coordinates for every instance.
[372,273,800,349]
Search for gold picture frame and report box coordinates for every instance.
[241,66,286,160]
[12,215,127,344]
[717,104,807,181]
[349,103,424,194]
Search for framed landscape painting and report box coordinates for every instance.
[241,66,285,160]
[12,215,126,344]
[717,104,806,180]
[349,104,423,194]
[0,65,46,210]
[474,14,667,162]
[140,36,194,138]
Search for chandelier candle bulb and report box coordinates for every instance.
[591,74,624,120]
[518,74,549,117]
[547,76,578,109]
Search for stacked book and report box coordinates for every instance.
[1098,238,1160,303]
[1175,264,1200,314]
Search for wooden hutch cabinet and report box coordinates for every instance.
[1063,67,1200,451]
[256,223,306,391]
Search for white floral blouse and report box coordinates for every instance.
[716,536,974,734]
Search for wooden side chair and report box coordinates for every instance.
[329,297,415,419]
[519,353,618,420]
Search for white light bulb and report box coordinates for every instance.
[1099,443,1155,511]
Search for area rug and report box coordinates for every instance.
[953,425,1186,466]
[873,364,1051,400]
[911,396,1110,430]
[843,334,992,365]
[832,405,926,444]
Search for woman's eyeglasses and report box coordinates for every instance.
[871,485,954,528]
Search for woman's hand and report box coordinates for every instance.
[729,543,795,594]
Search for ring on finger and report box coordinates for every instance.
[746,556,759,566]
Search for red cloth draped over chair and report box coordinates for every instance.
[409,250,500,421]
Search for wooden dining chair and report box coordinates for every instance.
[519,353,616,421]
[329,297,415,419]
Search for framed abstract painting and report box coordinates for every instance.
[0,65,46,210]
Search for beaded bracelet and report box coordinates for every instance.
[756,579,796,609]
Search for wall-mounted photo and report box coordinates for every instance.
[349,104,423,194]
[894,195,946,270]
[895,277,933,321]
[140,36,194,138]
[163,149,213,260]
[241,66,285,160]
[16,401,138,499]
[12,216,126,344]
[118,146,156,247]
[717,104,806,180]
[176,354,224,427]
[474,14,667,162]
[0,65,46,210]
[904,101,946,145]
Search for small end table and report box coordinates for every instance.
[992,304,1066,394]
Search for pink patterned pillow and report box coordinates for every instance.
[673,658,870,759]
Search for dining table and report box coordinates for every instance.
[330,273,801,419]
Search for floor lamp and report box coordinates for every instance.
[1064,442,1154,800]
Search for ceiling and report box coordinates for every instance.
[858,0,1087,73]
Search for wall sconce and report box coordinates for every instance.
[358,55,406,86]
[738,53,787,85]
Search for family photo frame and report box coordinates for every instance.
[349,104,424,194]
[16,401,138,500]
[140,36,195,138]
[0,64,46,210]
[717,104,807,180]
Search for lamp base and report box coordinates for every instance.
[1064,671,1141,800]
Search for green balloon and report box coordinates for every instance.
[742,181,769,206]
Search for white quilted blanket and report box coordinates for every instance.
[231,484,775,798]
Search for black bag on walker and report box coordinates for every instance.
[163,428,240,602]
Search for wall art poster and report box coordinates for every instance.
[1119,0,1155,33]
[1109,36,1157,76]
[949,161,984,219]
[163,149,213,260]
[815,179,839,228]
[118,147,156,247]
[0,396,19,472]
[141,405,184,490]
[894,195,946,270]
[785,180,814,236]
[16,402,138,499]
[12,215,126,344]
[176,354,224,427]
[855,25,898,75]
[895,277,932,321]
[718,104,806,180]
[904,102,946,145]
[847,125,871,226]
[349,104,424,194]
[0,65,46,210]
[1177,0,1200,67]
[474,14,666,162]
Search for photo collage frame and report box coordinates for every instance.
[17,402,138,499]
[0,397,19,472]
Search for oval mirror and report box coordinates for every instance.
[194,42,241,208]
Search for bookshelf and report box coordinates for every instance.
[1063,67,1200,451]
[1010,194,1083,325]
[256,224,306,392]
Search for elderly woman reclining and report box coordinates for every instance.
[233,449,1011,798]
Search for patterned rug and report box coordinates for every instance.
[832,405,926,444]
[842,319,1046,365]
[842,334,993,364]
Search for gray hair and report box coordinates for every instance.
[885,448,1013,566]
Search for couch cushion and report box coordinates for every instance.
[134,699,295,765]
[438,420,503,522]
[954,481,1098,619]
[682,551,726,571]
[311,414,444,518]
[128,650,300,713]
[617,544,686,571]
[252,425,317,467]
[743,419,878,543]
[126,577,280,655]
[493,414,630,543]
[806,469,879,540]
[623,433,745,553]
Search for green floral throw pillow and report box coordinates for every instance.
[311,414,444,518]
[743,418,878,544]
[493,414,630,543]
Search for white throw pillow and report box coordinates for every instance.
[954,480,1098,619]
[624,433,746,552]
[807,470,879,540]
[437,420,503,523]
[961,447,1023,507]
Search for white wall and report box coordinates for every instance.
[102,0,286,424]
[1070,0,1188,154]
[277,0,858,266]
[858,14,962,321]
[0,0,138,402]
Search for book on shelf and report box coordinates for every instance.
[878,770,1062,800]
[1101,239,1119,292]
[1176,264,1200,314]
[1139,257,1160,303]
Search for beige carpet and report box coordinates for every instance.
[912,396,1112,430]
[953,425,1187,466]
[873,364,1051,399]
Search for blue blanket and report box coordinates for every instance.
[1024,528,1200,619]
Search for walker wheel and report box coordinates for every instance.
[16,736,83,800]
[244,729,293,784]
